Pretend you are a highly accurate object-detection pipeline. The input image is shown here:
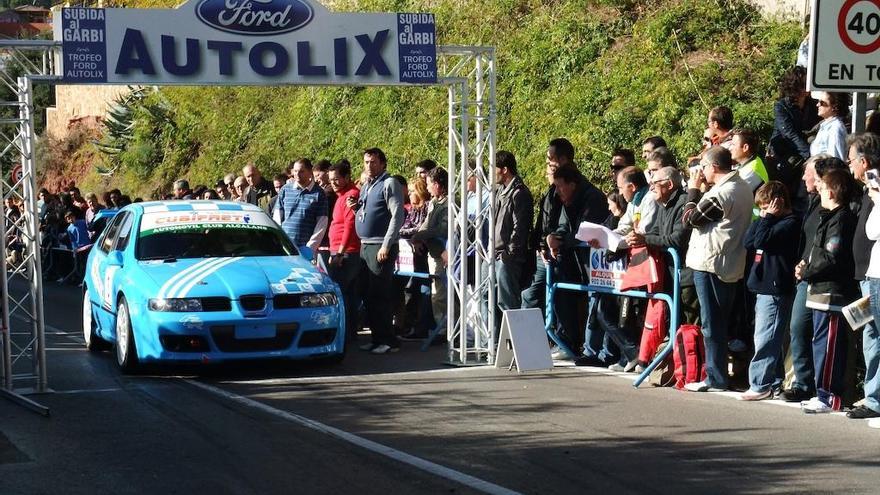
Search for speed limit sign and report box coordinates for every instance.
[810,0,880,91]
[10,164,22,183]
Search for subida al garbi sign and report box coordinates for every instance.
[54,0,437,86]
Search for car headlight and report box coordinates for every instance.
[300,292,337,307]
[148,298,203,312]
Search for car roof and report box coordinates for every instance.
[123,200,267,216]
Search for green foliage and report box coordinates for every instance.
[72,0,803,197]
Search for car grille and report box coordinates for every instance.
[273,294,301,309]
[200,297,231,312]
[298,328,338,348]
[239,295,266,312]
[210,323,298,352]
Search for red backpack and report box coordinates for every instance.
[673,324,707,390]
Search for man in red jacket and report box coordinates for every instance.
[328,160,362,342]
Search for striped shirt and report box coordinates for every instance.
[275,181,328,251]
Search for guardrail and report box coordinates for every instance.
[545,245,681,388]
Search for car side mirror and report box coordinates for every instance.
[106,250,124,267]
[299,246,314,260]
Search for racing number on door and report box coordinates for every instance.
[839,0,880,54]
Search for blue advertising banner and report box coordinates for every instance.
[59,8,107,83]
[396,13,437,84]
[54,0,438,86]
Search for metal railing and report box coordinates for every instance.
[545,245,681,388]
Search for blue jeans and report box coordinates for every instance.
[520,253,547,314]
[582,295,623,364]
[748,293,794,393]
[482,257,523,337]
[496,258,523,314]
[787,281,815,393]
[693,270,737,389]
[863,279,880,414]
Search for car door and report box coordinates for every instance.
[89,212,129,337]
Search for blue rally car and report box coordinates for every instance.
[81,200,345,372]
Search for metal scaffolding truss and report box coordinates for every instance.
[0,40,59,412]
[437,46,497,366]
[0,41,496,410]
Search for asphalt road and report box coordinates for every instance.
[1,282,879,494]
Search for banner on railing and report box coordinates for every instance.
[395,239,414,273]
[587,247,628,290]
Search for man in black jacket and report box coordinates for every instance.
[489,151,533,332]
[545,164,609,358]
[521,138,571,315]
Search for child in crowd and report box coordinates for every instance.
[739,182,800,401]
[64,210,93,284]
[797,169,858,413]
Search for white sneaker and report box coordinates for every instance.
[370,344,400,354]
[634,364,646,374]
[608,360,639,372]
[684,381,709,392]
[802,398,832,414]
[551,348,572,360]
[800,396,821,407]
[683,381,726,392]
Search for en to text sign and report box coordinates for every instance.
[810,0,880,91]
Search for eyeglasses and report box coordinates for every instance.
[847,155,863,165]
[817,100,830,107]
[702,137,712,143]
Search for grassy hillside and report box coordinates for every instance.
[47,0,803,198]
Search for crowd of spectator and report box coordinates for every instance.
[13,54,880,429]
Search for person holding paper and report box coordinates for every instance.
[544,163,609,358]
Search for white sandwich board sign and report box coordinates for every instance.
[54,0,437,86]
[495,309,553,373]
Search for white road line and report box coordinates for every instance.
[220,365,484,385]
[186,380,522,495]
[53,388,122,395]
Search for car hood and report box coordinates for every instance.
[139,256,334,299]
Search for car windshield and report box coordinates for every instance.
[136,209,297,260]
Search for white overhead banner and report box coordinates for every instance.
[54,0,438,86]
[809,0,880,91]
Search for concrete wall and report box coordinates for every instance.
[45,85,130,140]
[750,0,809,21]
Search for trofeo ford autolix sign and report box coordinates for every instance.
[54,0,438,86]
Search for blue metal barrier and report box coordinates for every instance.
[545,245,681,388]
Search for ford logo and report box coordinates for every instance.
[195,0,314,36]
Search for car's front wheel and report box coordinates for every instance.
[115,296,139,373]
